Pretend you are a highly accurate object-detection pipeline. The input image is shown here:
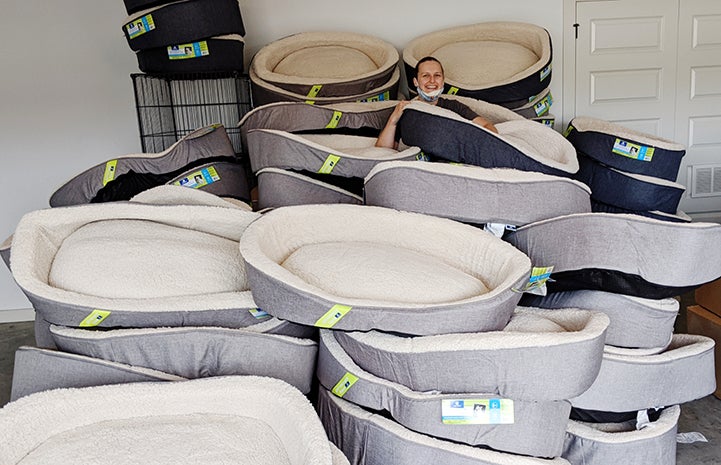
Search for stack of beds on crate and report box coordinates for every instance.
[2,19,721,465]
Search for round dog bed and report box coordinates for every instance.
[239,204,531,335]
[251,31,399,98]
[403,21,552,104]
[123,0,175,15]
[0,376,345,465]
[137,34,245,74]
[166,160,252,203]
[510,87,553,119]
[589,199,692,223]
[257,168,363,209]
[331,308,609,402]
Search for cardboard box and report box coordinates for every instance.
[695,277,721,318]
[687,305,721,400]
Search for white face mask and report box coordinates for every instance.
[416,86,443,102]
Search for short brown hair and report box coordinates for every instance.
[415,56,444,77]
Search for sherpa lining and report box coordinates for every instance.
[258,168,363,202]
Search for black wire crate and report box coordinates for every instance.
[131,72,252,155]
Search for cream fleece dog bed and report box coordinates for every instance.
[0,376,346,465]
[317,330,571,458]
[563,406,680,465]
[257,168,363,209]
[10,187,261,330]
[122,0,245,51]
[50,125,237,207]
[239,204,531,335]
[570,334,716,413]
[505,212,721,299]
[364,161,591,227]
[137,34,245,74]
[49,324,318,393]
[398,100,578,177]
[251,31,399,98]
[318,389,571,465]
[521,290,678,350]
[332,308,609,402]
[403,21,552,104]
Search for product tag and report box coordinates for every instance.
[612,138,655,161]
[331,372,359,397]
[325,111,343,129]
[540,64,552,81]
[447,87,459,95]
[103,160,117,186]
[563,125,575,138]
[315,304,352,328]
[168,41,209,60]
[514,266,554,295]
[307,85,323,98]
[79,309,111,327]
[483,223,516,238]
[677,432,708,444]
[126,15,155,39]
[174,166,220,189]
[359,91,390,102]
[442,398,514,424]
[248,308,271,319]
[318,154,341,174]
[636,409,652,430]
[533,93,553,116]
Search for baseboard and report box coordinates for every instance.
[688,212,721,224]
[0,308,34,324]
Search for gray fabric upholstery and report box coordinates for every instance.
[167,160,251,201]
[257,168,363,209]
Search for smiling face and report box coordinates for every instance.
[413,59,444,95]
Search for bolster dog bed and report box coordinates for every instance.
[257,168,363,209]
[510,87,553,119]
[565,117,685,182]
[403,21,552,104]
[239,204,531,335]
[589,198,692,223]
[505,212,721,299]
[317,389,572,465]
[49,124,237,207]
[317,330,571,458]
[166,160,252,202]
[137,34,245,74]
[250,31,399,99]
[398,100,578,177]
[331,308,609,402]
[10,188,263,330]
[570,334,716,414]
[122,0,245,51]
[0,376,347,465]
[521,290,678,350]
[563,406,680,465]
[364,161,591,227]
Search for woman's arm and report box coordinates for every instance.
[375,101,410,148]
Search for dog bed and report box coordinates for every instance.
[0,376,345,465]
[239,204,531,335]
[257,168,363,209]
[10,189,262,330]
[137,34,245,74]
[398,101,578,177]
[563,406,680,465]
[571,334,715,414]
[49,324,318,393]
[318,389,571,465]
[317,330,571,458]
[364,161,591,227]
[575,153,685,214]
[331,308,609,402]
[49,125,237,207]
[510,87,553,119]
[166,160,251,202]
[589,199,692,223]
[521,290,678,350]
[251,31,399,98]
[403,21,552,104]
[122,0,245,51]
[10,346,183,401]
[505,212,721,299]
[250,66,400,106]
[565,117,685,182]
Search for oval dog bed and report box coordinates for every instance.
[239,204,531,335]
[505,212,721,299]
[251,31,399,98]
[166,160,252,203]
[317,330,571,458]
[123,0,176,15]
[331,308,609,402]
[403,21,552,104]
[0,376,345,465]
[589,198,692,223]
[137,34,245,74]
[364,161,591,227]
[257,168,363,209]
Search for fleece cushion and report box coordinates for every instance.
[403,21,552,104]
[364,161,591,227]
[137,34,245,74]
[318,389,572,465]
[398,100,578,177]
[0,376,341,465]
[50,125,237,207]
[505,212,721,299]
[332,308,609,402]
[122,0,245,51]
[257,168,363,209]
[251,31,399,98]
[239,204,531,335]
[317,330,571,458]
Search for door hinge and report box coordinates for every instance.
[573,23,579,39]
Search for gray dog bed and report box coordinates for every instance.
[257,168,363,209]
[316,330,571,458]
[239,204,531,335]
[331,308,609,402]
[364,161,591,227]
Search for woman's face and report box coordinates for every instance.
[413,60,444,94]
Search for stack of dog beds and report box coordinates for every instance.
[121,0,246,74]
[402,21,555,124]
[249,31,401,106]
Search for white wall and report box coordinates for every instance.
[0,0,564,319]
